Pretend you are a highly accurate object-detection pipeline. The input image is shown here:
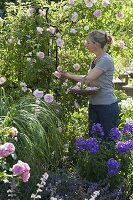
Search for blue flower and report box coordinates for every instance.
[75,137,86,150]
[116,140,133,154]
[110,127,120,140]
[107,158,120,176]
[91,123,104,136]
[123,123,133,133]
[85,137,99,154]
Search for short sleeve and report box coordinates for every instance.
[95,56,114,72]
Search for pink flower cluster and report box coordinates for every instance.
[12,160,30,182]
[0,142,15,157]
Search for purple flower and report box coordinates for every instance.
[123,123,133,133]
[107,158,120,176]
[76,137,86,150]
[91,123,104,136]
[86,137,99,154]
[116,140,133,154]
[110,127,120,140]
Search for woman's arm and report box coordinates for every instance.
[58,67,104,84]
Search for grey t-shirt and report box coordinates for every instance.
[89,52,117,105]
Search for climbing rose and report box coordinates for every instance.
[56,38,64,47]
[36,51,45,58]
[93,10,102,18]
[44,94,54,103]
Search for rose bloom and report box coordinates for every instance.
[116,12,124,19]
[13,160,30,182]
[53,71,61,78]
[33,89,44,99]
[70,28,77,34]
[119,40,125,48]
[84,25,89,31]
[36,51,45,58]
[73,63,80,71]
[0,143,15,157]
[102,0,110,6]
[71,12,78,22]
[0,77,6,85]
[8,127,18,137]
[56,38,64,47]
[36,27,43,34]
[44,94,54,103]
[68,0,75,5]
[39,9,45,16]
[20,82,27,87]
[84,0,93,8]
[47,26,55,34]
[93,9,102,18]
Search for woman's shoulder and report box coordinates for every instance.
[100,53,114,64]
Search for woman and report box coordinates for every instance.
[58,30,120,138]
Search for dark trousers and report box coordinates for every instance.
[89,102,120,138]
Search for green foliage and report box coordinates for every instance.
[0,87,64,171]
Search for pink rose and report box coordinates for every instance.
[68,0,75,5]
[93,10,102,18]
[84,0,93,8]
[12,162,25,175]
[44,94,54,103]
[36,51,45,59]
[53,71,61,78]
[47,27,55,34]
[22,171,30,182]
[119,40,125,48]
[33,89,44,99]
[56,38,64,47]
[4,142,15,154]
[102,0,110,6]
[8,127,18,137]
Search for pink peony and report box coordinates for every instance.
[93,9,102,18]
[0,143,15,157]
[12,162,25,175]
[12,160,30,182]
[36,51,45,59]
[73,63,80,71]
[8,127,18,137]
[22,171,30,182]
[56,38,64,47]
[44,94,54,103]
[53,71,61,78]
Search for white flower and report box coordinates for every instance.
[0,77,6,85]
[84,25,89,31]
[56,32,62,38]
[36,51,45,58]
[126,118,133,124]
[84,0,93,8]
[36,27,43,34]
[26,7,35,17]
[71,12,78,22]
[17,40,21,45]
[20,82,27,87]
[44,94,54,103]
[27,57,32,62]
[56,38,64,47]
[47,26,55,34]
[70,28,77,34]
[39,9,45,16]
[22,86,27,92]
[73,63,80,71]
[33,89,44,99]
[119,40,125,48]
[63,5,69,11]
[0,17,3,22]
[8,39,13,44]
[68,0,75,5]
[102,0,110,6]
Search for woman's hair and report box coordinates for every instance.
[88,30,112,48]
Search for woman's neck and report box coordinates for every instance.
[94,49,105,60]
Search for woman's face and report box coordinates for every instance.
[84,38,99,53]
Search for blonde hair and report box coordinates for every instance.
[88,30,112,48]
